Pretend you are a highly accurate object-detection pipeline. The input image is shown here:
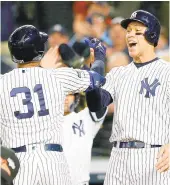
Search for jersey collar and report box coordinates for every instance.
[133,57,159,68]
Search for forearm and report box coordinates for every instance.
[86,88,113,112]
[90,59,105,76]
[86,71,106,92]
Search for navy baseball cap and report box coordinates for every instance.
[120,10,160,46]
[121,10,159,29]
[48,24,68,36]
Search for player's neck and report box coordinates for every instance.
[18,61,40,68]
[64,112,71,116]
[133,51,156,63]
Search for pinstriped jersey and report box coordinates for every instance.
[63,107,107,185]
[102,59,170,145]
[0,67,90,148]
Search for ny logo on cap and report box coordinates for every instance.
[131,12,137,18]
[7,158,16,169]
[140,77,160,98]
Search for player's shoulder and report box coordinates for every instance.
[33,67,54,74]
[50,67,74,76]
[157,58,170,67]
[0,73,4,79]
[64,111,77,118]
[107,62,133,77]
[78,107,89,116]
[0,69,16,79]
[157,58,170,74]
[0,74,4,90]
[1,68,55,81]
[68,108,89,117]
[65,108,90,120]
[51,67,74,73]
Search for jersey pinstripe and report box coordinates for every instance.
[102,59,170,145]
[0,67,90,148]
[13,148,71,185]
[63,107,107,185]
[104,147,170,185]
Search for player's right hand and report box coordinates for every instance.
[40,46,62,69]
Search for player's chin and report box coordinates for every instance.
[128,50,139,58]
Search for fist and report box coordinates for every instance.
[84,38,106,62]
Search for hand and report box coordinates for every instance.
[155,143,170,173]
[40,46,61,69]
[84,38,106,62]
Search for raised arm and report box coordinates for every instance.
[52,67,106,94]
[40,45,106,94]
[85,37,106,76]
[84,38,113,112]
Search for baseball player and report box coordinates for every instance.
[59,39,107,185]
[63,94,108,185]
[86,10,170,185]
[0,25,105,185]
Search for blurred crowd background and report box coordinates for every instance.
[1,1,169,184]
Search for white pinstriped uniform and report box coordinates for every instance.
[102,59,170,185]
[0,67,90,185]
[63,107,107,185]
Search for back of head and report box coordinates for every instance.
[121,10,161,47]
[8,25,48,64]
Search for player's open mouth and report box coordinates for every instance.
[129,42,137,48]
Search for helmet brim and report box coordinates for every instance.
[120,18,146,29]
[39,32,48,43]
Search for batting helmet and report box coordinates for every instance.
[121,10,161,47]
[8,25,48,63]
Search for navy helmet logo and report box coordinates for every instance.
[131,12,137,18]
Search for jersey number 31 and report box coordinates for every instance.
[10,84,49,119]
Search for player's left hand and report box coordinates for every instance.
[155,143,170,173]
